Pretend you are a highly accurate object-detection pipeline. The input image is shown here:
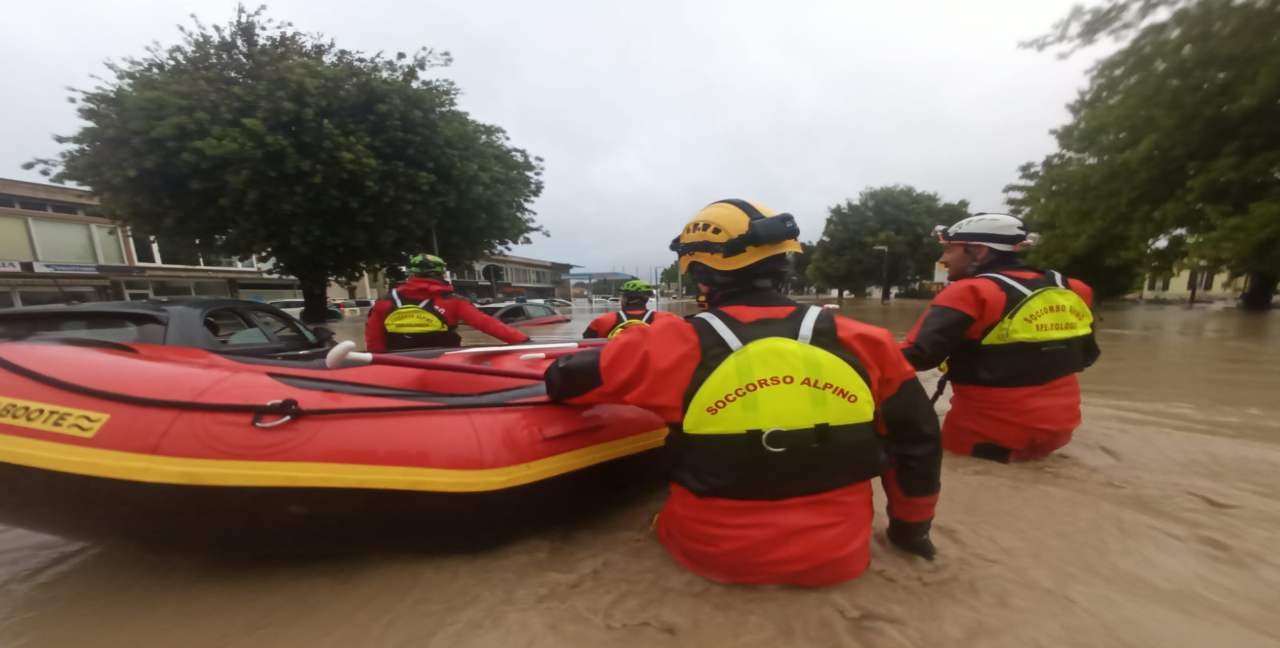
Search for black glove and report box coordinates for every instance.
[888,519,936,561]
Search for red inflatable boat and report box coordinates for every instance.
[0,339,666,546]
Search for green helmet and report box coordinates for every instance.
[408,253,448,277]
[620,280,653,294]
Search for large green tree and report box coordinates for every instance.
[29,7,543,322]
[810,186,969,302]
[1008,0,1280,308]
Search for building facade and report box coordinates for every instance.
[1,178,575,309]
[1139,267,1247,303]
[0,178,298,308]
[449,254,575,301]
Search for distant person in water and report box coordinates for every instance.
[582,280,680,339]
[901,214,1100,462]
[544,199,941,586]
[365,253,530,352]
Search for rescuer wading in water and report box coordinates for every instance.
[902,213,1100,462]
[544,199,942,586]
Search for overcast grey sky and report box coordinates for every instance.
[2,0,1102,275]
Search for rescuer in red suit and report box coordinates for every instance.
[582,280,681,339]
[543,199,942,586]
[365,253,530,352]
[902,214,1100,462]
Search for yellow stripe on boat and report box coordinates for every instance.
[0,428,668,492]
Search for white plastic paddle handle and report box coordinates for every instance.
[325,340,374,368]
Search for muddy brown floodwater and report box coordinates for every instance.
[2,300,1278,647]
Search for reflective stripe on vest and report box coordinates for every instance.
[385,289,449,334]
[607,309,656,338]
[683,307,875,434]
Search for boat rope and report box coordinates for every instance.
[0,355,557,429]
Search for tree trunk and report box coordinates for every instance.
[837,288,845,306]
[880,283,891,304]
[299,277,330,324]
[1240,272,1278,311]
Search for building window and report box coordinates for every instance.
[30,219,96,263]
[0,290,13,309]
[0,194,17,209]
[49,204,81,215]
[0,215,34,261]
[16,287,104,307]
[131,235,157,263]
[152,280,195,297]
[154,234,201,266]
[94,226,126,265]
[1160,276,1171,291]
[194,281,231,297]
[17,200,49,212]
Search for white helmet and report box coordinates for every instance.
[934,213,1033,252]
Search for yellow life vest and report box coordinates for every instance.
[384,290,449,334]
[977,272,1094,345]
[672,305,886,500]
[607,310,655,338]
[946,270,1096,387]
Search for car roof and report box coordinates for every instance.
[0,297,283,319]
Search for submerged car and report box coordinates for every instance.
[475,302,571,327]
[0,298,333,359]
[529,298,573,308]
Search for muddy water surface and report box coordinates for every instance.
[2,300,1278,647]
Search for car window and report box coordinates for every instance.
[479,305,501,316]
[525,304,555,318]
[498,306,526,323]
[247,309,309,343]
[0,314,164,344]
[203,309,269,345]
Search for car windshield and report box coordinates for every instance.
[0,314,166,345]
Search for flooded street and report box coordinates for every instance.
[1,300,1278,647]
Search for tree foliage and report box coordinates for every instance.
[659,259,695,295]
[788,242,816,294]
[1009,0,1280,307]
[809,186,969,301]
[28,6,544,321]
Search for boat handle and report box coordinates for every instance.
[253,400,296,429]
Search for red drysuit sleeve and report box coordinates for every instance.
[547,316,702,423]
[835,316,942,524]
[364,298,393,353]
[447,298,531,344]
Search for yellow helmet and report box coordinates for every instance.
[669,199,802,272]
